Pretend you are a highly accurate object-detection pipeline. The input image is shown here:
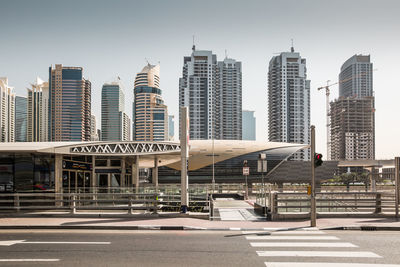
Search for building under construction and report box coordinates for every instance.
[330,96,375,160]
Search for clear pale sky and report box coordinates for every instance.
[1,0,399,159]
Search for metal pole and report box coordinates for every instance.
[311,125,316,227]
[180,107,189,213]
[395,157,400,220]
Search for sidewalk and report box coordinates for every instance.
[0,215,400,231]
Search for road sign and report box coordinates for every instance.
[243,167,250,176]
[257,160,267,172]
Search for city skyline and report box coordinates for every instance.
[1,0,400,158]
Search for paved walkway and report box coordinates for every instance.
[215,199,263,221]
[0,216,400,230]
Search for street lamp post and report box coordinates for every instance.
[311,125,316,227]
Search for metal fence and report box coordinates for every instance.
[255,191,397,218]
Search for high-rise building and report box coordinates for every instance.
[242,110,256,141]
[121,112,131,141]
[179,46,242,140]
[101,81,126,141]
[268,46,310,160]
[15,96,27,142]
[27,77,49,142]
[330,97,375,160]
[339,55,373,98]
[48,64,91,141]
[330,54,375,160]
[90,114,98,141]
[133,63,168,141]
[217,57,242,140]
[168,115,174,141]
[0,77,15,142]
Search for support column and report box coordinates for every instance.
[132,155,140,193]
[180,106,189,213]
[152,156,159,189]
[55,154,63,193]
[370,167,376,192]
[91,156,96,189]
[121,157,126,187]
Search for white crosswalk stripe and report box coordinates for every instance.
[241,228,400,267]
[246,235,339,240]
[264,263,400,267]
[257,250,381,258]
[251,242,357,247]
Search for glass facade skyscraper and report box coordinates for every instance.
[15,96,27,142]
[242,110,256,141]
[49,64,91,141]
[101,82,126,141]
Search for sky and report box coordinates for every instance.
[1,0,400,159]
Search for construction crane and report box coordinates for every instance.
[317,69,376,160]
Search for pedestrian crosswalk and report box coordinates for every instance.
[242,228,400,267]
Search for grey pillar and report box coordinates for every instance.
[91,156,96,189]
[152,156,158,188]
[55,154,63,193]
[121,157,126,187]
[370,167,376,192]
[180,107,189,212]
[132,155,140,192]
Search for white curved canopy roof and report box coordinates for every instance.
[0,140,307,170]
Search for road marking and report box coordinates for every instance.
[264,263,400,267]
[257,251,381,258]
[246,236,339,240]
[0,259,60,262]
[251,242,357,247]
[0,240,110,246]
[242,231,325,235]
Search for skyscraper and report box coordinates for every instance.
[242,110,256,141]
[15,96,27,142]
[101,81,128,141]
[330,55,375,160]
[48,64,91,141]
[90,114,98,141]
[179,46,242,140]
[133,63,168,141]
[0,77,15,142]
[168,115,175,141]
[217,57,242,140]
[339,55,373,98]
[27,77,49,142]
[268,46,310,160]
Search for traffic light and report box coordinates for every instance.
[314,153,323,168]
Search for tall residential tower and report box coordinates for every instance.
[0,78,15,142]
[133,63,168,141]
[268,46,310,160]
[179,46,242,140]
[27,77,49,142]
[48,64,91,141]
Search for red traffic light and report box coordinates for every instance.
[314,153,323,168]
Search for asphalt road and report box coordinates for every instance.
[0,229,399,266]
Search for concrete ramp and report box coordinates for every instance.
[214,199,264,221]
